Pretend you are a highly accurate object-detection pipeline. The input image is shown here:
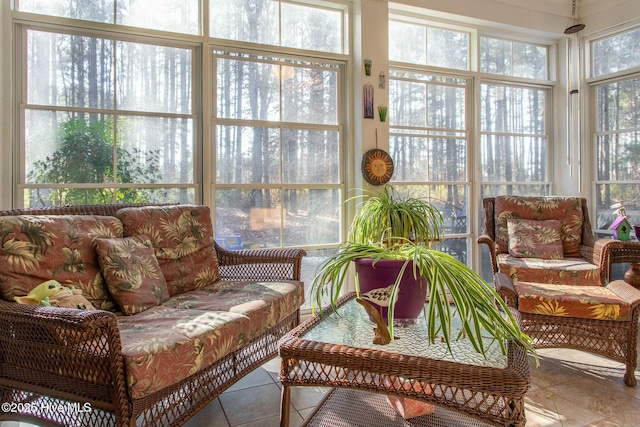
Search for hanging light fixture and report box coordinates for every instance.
[564,0,585,34]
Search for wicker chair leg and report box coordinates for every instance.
[624,368,637,387]
[624,314,639,387]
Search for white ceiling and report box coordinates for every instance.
[398,0,638,39]
[494,0,625,19]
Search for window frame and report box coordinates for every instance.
[478,78,553,198]
[15,21,202,207]
[586,24,640,235]
[210,47,347,250]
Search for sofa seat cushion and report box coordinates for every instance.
[497,253,601,287]
[494,196,583,257]
[515,281,633,321]
[116,205,220,296]
[162,280,304,345]
[0,215,123,311]
[117,306,247,399]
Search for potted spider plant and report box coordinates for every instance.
[309,185,534,357]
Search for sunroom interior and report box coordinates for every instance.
[1,0,640,425]
[2,0,640,287]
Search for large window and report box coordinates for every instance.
[12,0,349,306]
[21,29,196,207]
[388,71,470,264]
[479,36,551,198]
[213,51,343,250]
[388,16,553,281]
[388,18,472,267]
[210,2,349,295]
[479,83,550,198]
[591,26,640,231]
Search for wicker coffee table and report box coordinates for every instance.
[278,293,531,427]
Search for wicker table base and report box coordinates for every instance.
[301,388,495,427]
[279,293,530,427]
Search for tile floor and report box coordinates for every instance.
[181,347,640,427]
[2,337,639,427]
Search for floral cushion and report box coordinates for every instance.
[507,219,563,259]
[161,280,305,346]
[515,281,632,321]
[94,235,169,315]
[0,215,123,311]
[116,205,220,296]
[497,253,601,287]
[117,306,247,399]
[494,196,583,257]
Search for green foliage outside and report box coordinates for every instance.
[28,117,162,206]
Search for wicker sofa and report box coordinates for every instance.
[0,203,306,427]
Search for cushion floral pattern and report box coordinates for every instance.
[0,215,122,311]
[497,253,601,287]
[162,280,305,346]
[494,196,583,257]
[94,235,169,315]
[117,306,248,399]
[507,219,563,259]
[116,205,220,296]
[515,281,632,321]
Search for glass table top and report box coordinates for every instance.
[302,297,508,369]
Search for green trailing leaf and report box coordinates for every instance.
[309,185,536,359]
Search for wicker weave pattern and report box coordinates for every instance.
[279,293,530,427]
[495,272,640,387]
[301,388,497,427]
[0,203,306,427]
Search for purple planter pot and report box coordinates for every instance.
[354,258,428,322]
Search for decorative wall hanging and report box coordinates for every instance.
[364,59,372,76]
[379,71,386,89]
[363,83,374,119]
[378,105,387,122]
[361,148,394,185]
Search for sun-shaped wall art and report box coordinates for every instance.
[361,149,394,186]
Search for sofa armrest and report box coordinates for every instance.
[477,234,499,275]
[214,242,307,281]
[494,272,518,309]
[0,300,131,424]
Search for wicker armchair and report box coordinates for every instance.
[478,196,618,286]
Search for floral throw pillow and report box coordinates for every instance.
[94,235,169,315]
[116,205,220,296]
[507,219,564,259]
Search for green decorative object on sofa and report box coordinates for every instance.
[0,203,306,427]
